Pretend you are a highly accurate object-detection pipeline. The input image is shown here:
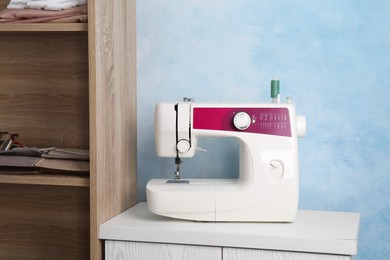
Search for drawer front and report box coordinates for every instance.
[223,248,351,260]
[105,241,221,260]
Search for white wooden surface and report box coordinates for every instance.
[100,203,360,256]
[105,241,221,260]
[223,248,351,260]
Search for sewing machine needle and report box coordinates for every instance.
[174,164,181,180]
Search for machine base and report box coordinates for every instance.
[146,179,298,222]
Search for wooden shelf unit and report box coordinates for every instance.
[0,0,137,259]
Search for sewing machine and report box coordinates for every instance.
[146,80,306,222]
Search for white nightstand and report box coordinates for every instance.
[99,203,360,260]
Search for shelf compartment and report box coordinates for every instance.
[0,30,89,149]
[0,183,90,259]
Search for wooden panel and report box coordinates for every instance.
[0,32,89,148]
[0,183,90,259]
[88,0,136,259]
[0,24,88,32]
[89,0,137,259]
[105,241,221,260]
[223,248,351,260]
[0,173,89,187]
[0,0,7,10]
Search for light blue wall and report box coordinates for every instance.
[137,1,390,259]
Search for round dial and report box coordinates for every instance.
[233,112,251,131]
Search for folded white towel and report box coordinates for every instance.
[26,0,45,9]
[7,0,29,9]
[26,0,88,11]
[44,0,78,11]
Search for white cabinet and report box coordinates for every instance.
[100,203,360,260]
[105,242,352,260]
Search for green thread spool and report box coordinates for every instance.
[271,79,280,99]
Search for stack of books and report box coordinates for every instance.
[0,132,89,174]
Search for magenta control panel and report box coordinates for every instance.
[193,107,292,137]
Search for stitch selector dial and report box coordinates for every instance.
[233,112,251,131]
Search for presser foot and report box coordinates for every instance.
[166,179,190,184]
[166,168,189,184]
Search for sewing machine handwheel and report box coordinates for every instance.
[233,112,251,131]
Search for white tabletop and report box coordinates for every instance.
[99,202,360,255]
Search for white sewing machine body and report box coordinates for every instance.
[147,100,306,222]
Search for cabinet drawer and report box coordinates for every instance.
[105,241,221,260]
[223,248,351,260]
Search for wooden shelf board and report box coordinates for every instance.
[0,173,89,187]
[0,23,87,32]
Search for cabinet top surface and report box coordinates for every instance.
[99,202,360,255]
